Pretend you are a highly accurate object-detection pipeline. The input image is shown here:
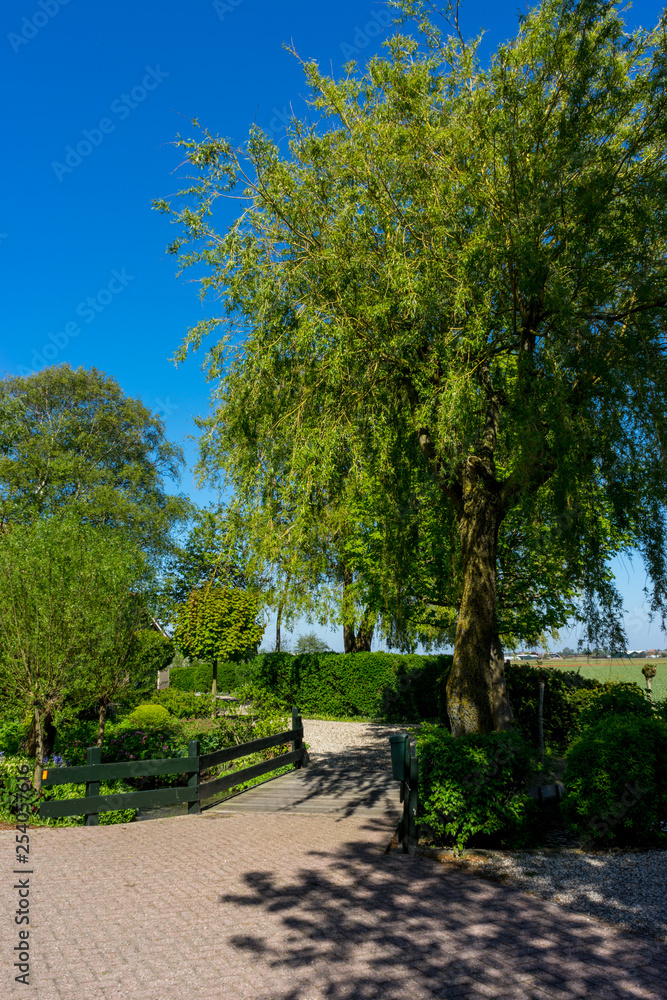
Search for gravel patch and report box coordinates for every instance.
[440,848,667,942]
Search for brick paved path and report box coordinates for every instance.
[3,812,666,1000]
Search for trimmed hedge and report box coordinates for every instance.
[564,713,667,848]
[245,651,453,719]
[169,662,239,693]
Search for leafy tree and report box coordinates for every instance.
[0,364,192,567]
[294,631,333,654]
[0,516,148,787]
[156,0,667,734]
[172,586,265,710]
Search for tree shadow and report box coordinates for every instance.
[218,822,667,1000]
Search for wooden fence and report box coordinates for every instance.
[39,707,305,825]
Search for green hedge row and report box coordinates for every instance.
[245,651,451,720]
[169,662,238,693]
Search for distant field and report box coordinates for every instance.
[509,657,667,703]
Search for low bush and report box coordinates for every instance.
[415,723,540,851]
[567,681,654,737]
[149,689,215,718]
[123,704,174,730]
[564,714,667,848]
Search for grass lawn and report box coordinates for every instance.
[511,657,667,702]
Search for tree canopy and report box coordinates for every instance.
[156,0,667,733]
[0,364,192,568]
[0,515,149,786]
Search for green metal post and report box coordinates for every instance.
[292,707,303,768]
[188,739,200,814]
[85,746,101,826]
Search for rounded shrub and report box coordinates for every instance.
[569,681,654,737]
[563,713,667,848]
[124,704,173,730]
[415,723,540,851]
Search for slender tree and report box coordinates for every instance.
[156,0,667,733]
[0,516,147,787]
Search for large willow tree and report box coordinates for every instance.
[156,0,667,734]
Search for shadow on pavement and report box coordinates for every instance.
[218,820,667,1000]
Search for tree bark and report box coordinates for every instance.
[444,469,514,736]
[32,707,45,792]
[24,709,55,760]
[96,698,109,748]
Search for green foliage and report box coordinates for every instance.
[126,629,175,694]
[0,363,190,565]
[569,681,655,736]
[124,704,174,730]
[504,663,601,752]
[169,666,196,691]
[0,754,136,826]
[0,716,31,756]
[169,661,238,692]
[173,586,264,664]
[563,715,667,848]
[294,632,332,655]
[149,689,215,718]
[0,514,149,773]
[247,651,452,719]
[415,723,539,851]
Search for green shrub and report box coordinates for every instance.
[124,704,174,730]
[504,663,601,753]
[415,723,540,851]
[0,716,31,755]
[563,714,667,848]
[568,681,654,736]
[169,666,196,691]
[149,689,215,718]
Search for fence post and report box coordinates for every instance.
[188,739,200,814]
[407,755,419,855]
[292,707,303,768]
[85,746,101,827]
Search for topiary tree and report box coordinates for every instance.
[172,586,265,714]
[641,663,658,702]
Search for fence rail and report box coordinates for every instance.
[39,707,305,825]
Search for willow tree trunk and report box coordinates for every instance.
[32,707,45,792]
[96,697,109,748]
[444,479,514,736]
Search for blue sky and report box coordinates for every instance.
[1,0,665,653]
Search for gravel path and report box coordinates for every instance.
[301,717,419,771]
[302,717,667,942]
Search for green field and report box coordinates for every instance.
[509,657,667,703]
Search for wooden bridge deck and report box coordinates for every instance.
[205,765,402,821]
